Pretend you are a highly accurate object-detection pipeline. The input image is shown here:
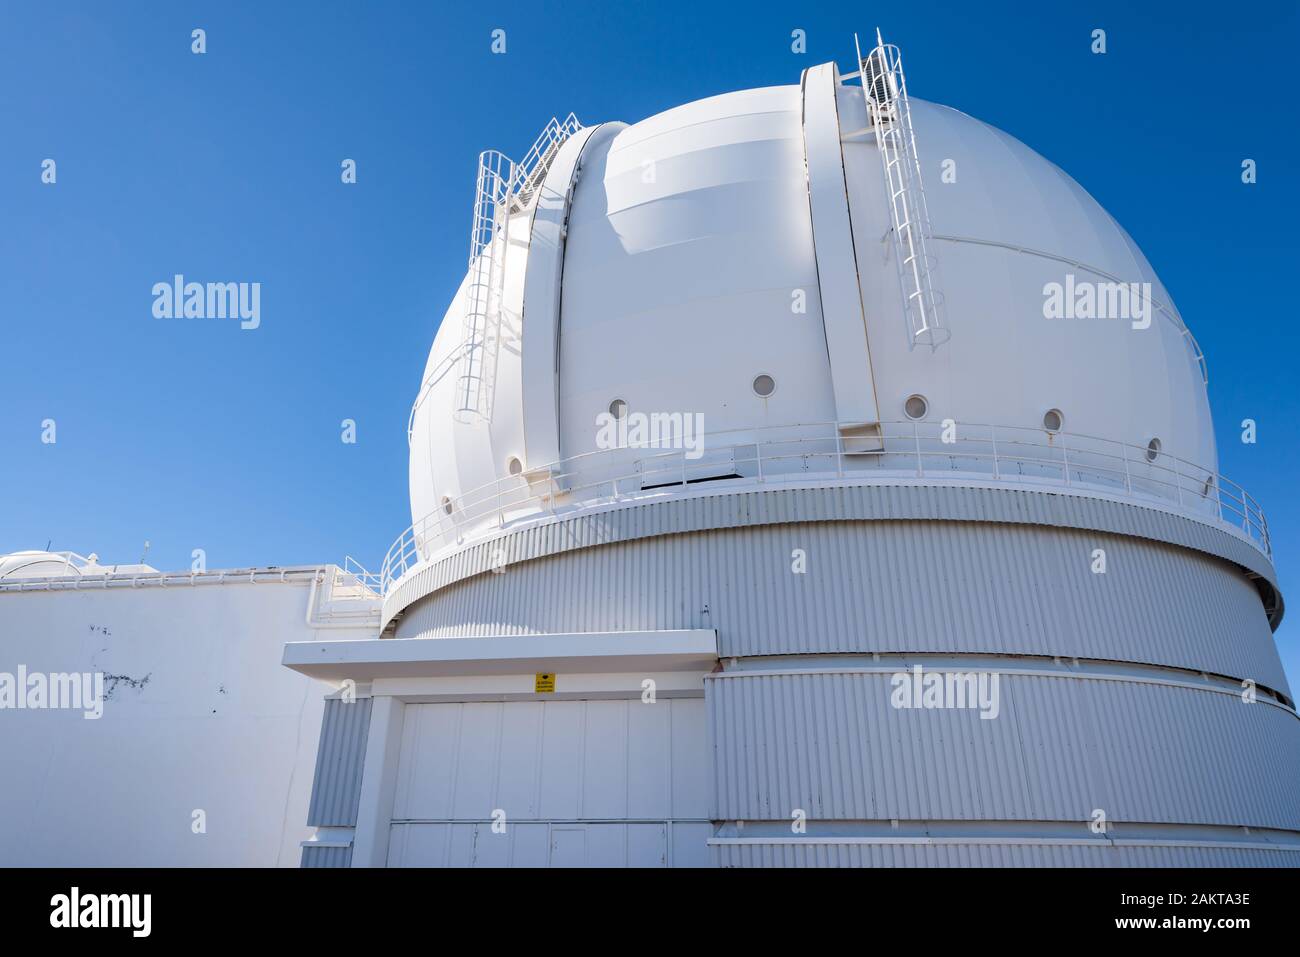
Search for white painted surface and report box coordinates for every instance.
[520,124,625,469]
[0,571,375,866]
[407,71,1216,547]
[386,698,711,867]
[0,550,156,580]
[408,207,534,530]
[283,629,719,680]
[802,62,880,427]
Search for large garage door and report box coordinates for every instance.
[386,698,711,867]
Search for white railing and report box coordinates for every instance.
[510,112,582,209]
[1,564,344,592]
[340,556,383,594]
[380,421,1270,592]
[0,553,383,600]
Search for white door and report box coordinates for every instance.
[386,698,711,867]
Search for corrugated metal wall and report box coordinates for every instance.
[706,671,1300,829]
[305,697,373,828]
[712,842,1300,867]
[300,844,353,868]
[384,483,1280,629]
[387,820,714,868]
[391,698,709,823]
[384,698,712,867]
[374,484,1298,867]
[397,521,1288,696]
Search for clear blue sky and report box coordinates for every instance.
[2,2,1297,684]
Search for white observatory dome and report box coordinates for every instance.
[405,71,1216,559]
[345,43,1291,871]
[0,551,83,579]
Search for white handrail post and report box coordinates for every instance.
[757,440,764,483]
[1061,435,1070,486]
[1121,443,1132,494]
[835,425,844,479]
[914,421,923,477]
[991,425,1000,481]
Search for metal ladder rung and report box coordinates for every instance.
[457,114,583,423]
[856,31,947,350]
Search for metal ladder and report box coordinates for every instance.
[856,30,948,349]
[454,114,582,424]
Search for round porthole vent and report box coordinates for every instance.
[752,374,776,397]
[608,398,628,419]
[904,394,928,420]
[441,496,454,516]
[1043,408,1063,433]
[1146,437,1162,462]
[507,456,523,476]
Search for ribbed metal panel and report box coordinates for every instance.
[383,483,1279,628]
[306,698,373,827]
[713,842,1300,867]
[707,672,1300,829]
[300,844,353,868]
[396,521,1288,696]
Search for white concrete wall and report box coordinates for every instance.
[0,574,375,866]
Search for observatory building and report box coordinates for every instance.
[282,35,1298,868]
[2,34,1294,869]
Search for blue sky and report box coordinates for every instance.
[2,2,1297,684]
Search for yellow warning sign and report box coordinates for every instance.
[534,673,556,693]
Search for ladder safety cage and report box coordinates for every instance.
[454,113,583,425]
[856,30,949,350]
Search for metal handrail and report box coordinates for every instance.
[380,421,1270,593]
[340,556,383,594]
[510,112,582,207]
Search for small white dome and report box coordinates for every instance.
[0,551,81,580]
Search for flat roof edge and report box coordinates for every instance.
[282,630,720,680]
